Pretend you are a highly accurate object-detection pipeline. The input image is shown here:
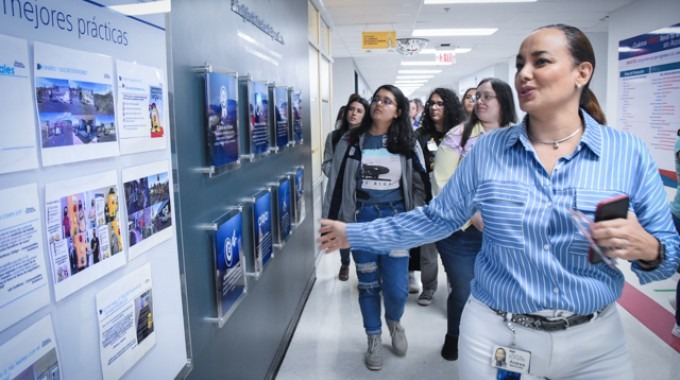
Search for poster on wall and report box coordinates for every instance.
[0,34,39,174]
[292,166,305,224]
[96,263,155,380]
[251,189,272,274]
[205,71,240,172]
[238,77,270,159]
[212,208,247,326]
[44,170,126,301]
[0,315,60,380]
[116,60,168,155]
[617,23,680,178]
[122,161,173,261]
[270,85,290,151]
[291,89,303,144]
[0,184,50,333]
[273,176,291,246]
[34,41,119,166]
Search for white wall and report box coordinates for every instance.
[331,57,355,124]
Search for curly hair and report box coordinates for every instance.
[420,87,465,135]
[350,84,414,155]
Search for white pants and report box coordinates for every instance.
[458,296,634,380]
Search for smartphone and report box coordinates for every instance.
[590,195,629,263]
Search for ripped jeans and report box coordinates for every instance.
[352,201,409,335]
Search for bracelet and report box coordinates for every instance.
[638,238,665,270]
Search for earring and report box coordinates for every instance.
[576,83,583,89]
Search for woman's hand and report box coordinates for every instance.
[317,219,350,253]
[590,212,659,262]
[471,212,484,231]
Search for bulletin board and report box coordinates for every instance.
[0,1,188,379]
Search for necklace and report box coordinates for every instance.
[527,126,582,149]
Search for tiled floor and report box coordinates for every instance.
[277,250,680,379]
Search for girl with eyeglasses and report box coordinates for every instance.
[431,78,517,361]
[411,88,465,307]
[319,24,678,378]
[322,84,428,371]
[322,94,369,281]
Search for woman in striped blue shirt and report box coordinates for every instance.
[319,24,679,379]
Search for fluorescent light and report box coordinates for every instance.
[401,61,453,66]
[419,48,471,54]
[413,28,497,37]
[109,0,170,15]
[396,75,435,79]
[395,80,429,84]
[425,0,536,3]
[399,69,442,74]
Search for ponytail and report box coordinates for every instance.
[580,88,606,125]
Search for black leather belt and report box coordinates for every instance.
[491,307,605,332]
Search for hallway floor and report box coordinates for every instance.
[277,250,680,379]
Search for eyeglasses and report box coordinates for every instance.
[371,96,395,106]
[427,101,445,108]
[464,95,475,101]
[474,93,497,103]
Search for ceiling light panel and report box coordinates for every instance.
[424,0,536,3]
[413,28,497,37]
[398,70,442,74]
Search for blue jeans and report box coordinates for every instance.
[352,201,409,335]
[436,226,482,337]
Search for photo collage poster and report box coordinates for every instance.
[273,86,289,149]
[34,41,119,166]
[44,170,126,301]
[122,161,174,261]
[205,72,239,169]
[0,34,38,174]
[0,315,60,380]
[291,90,303,143]
[277,177,292,244]
[0,184,50,333]
[213,209,246,321]
[253,191,273,274]
[250,80,270,156]
[116,59,168,155]
[96,263,155,380]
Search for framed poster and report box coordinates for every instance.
[250,189,272,275]
[34,41,119,166]
[116,59,168,155]
[44,170,126,301]
[0,315,60,380]
[96,264,155,380]
[238,76,270,160]
[205,70,240,174]
[212,208,247,326]
[271,176,292,247]
[0,34,38,174]
[290,88,303,144]
[0,183,50,332]
[269,85,290,152]
[122,161,174,260]
[291,166,306,225]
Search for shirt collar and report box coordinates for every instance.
[505,109,603,157]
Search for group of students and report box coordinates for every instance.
[320,23,679,379]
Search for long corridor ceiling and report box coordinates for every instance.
[324,0,636,98]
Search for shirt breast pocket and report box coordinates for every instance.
[475,182,528,250]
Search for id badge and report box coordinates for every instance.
[427,139,438,152]
[491,345,531,374]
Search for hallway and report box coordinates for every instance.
[278,250,680,379]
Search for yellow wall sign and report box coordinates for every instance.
[362,31,397,49]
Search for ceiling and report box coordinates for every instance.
[322,0,635,99]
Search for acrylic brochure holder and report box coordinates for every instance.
[238,76,271,161]
[192,64,241,177]
[268,83,290,153]
[199,207,247,328]
[268,176,292,249]
[240,189,273,279]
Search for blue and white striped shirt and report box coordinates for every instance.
[346,111,680,315]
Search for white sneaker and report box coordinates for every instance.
[672,324,680,339]
[408,272,420,294]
